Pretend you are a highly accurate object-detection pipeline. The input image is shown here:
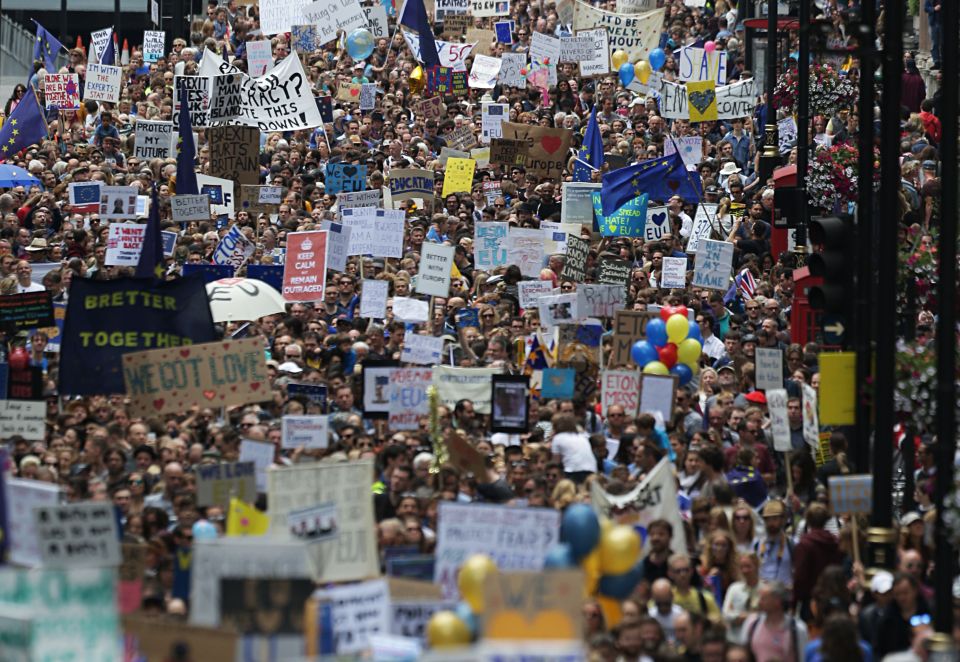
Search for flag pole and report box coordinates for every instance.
[666,134,722,240]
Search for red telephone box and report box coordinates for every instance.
[790,266,824,346]
[771,165,797,260]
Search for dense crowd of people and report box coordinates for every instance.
[0,0,952,658]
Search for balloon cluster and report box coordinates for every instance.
[426,554,498,648]
[543,504,642,625]
[630,306,702,386]
[613,47,671,87]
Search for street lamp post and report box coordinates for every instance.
[793,0,810,263]
[758,0,779,184]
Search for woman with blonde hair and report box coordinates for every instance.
[697,367,719,411]
[551,479,578,509]
[731,500,760,554]
[701,529,740,606]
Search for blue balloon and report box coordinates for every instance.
[192,519,218,541]
[631,340,659,367]
[649,48,666,71]
[646,318,668,347]
[671,363,693,386]
[687,319,703,343]
[544,543,576,569]
[560,503,600,561]
[455,601,478,638]
[346,28,375,61]
[598,563,644,599]
[618,62,635,86]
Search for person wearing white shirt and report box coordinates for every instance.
[550,412,597,483]
[14,261,44,294]
[669,195,694,238]
[697,312,727,361]
[648,578,685,642]
[723,552,762,643]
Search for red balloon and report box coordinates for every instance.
[673,305,688,320]
[658,343,678,368]
[659,306,675,322]
[8,347,29,371]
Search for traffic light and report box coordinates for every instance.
[807,214,853,313]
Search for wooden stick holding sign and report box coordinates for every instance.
[828,474,872,566]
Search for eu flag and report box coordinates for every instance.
[32,21,64,72]
[601,151,702,216]
[135,185,165,280]
[399,0,440,67]
[0,87,47,162]
[100,34,115,65]
[175,82,199,195]
[573,105,604,183]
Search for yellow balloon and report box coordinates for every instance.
[677,338,703,367]
[458,554,498,614]
[643,361,669,375]
[600,517,614,535]
[634,60,652,84]
[666,313,689,344]
[599,525,641,575]
[611,50,629,70]
[409,65,425,95]
[597,595,623,629]
[581,547,602,597]
[427,611,472,648]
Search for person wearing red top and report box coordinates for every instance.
[919,99,942,144]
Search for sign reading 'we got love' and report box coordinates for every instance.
[122,337,268,416]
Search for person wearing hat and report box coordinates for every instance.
[718,161,742,190]
[755,499,794,588]
[858,571,895,642]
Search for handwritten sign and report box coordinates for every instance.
[441,158,476,197]
[34,502,121,567]
[4,478,61,566]
[44,73,80,109]
[121,337,268,417]
[281,415,330,449]
[84,63,121,103]
[660,256,687,289]
[611,310,658,366]
[194,461,257,507]
[390,368,433,429]
[828,475,873,515]
[577,284,625,318]
[360,279,389,319]
[401,334,443,366]
[0,400,46,440]
[560,235,589,282]
[340,207,405,258]
[208,125,260,186]
[389,168,434,202]
[474,222,508,270]
[766,388,792,452]
[105,223,146,266]
[142,30,165,62]
[755,347,784,391]
[134,119,173,159]
[601,369,641,416]
[484,570,582,641]
[326,163,367,194]
[639,373,678,424]
[692,239,734,291]
[498,52,527,88]
[507,227,545,278]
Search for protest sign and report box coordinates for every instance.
[337,189,381,208]
[560,235,589,282]
[360,83,377,110]
[123,617,237,661]
[480,103,507,144]
[465,27,496,56]
[494,19,514,43]
[498,52,527,88]
[594,191,648,237]
[474,222,508,270]
[561,182,601,225]
[778,116,798,153]
[435,502,560,598]
[610,309,658,366]
[766,388,792,452]
[573,1,663,63]
[0,400,46,440]
[755,347,784,391]
[641,206,670,242]
[500,122,572,181]
[44,73,80,109]
[542,368,575,399]
[392,600,456,643]
[401,334,444,365]
[660,77,755,121]
[84,63,121,103]
[664,135,703,168]
[686,203,718,253]
[340,207,405,258]
[601,369,641,416]
[190,539,314,627]
[326,163,367,194]
[143,30,165,61]
[105,223,146,266]
[416,243,455,297]
[171,194,211,222]
[69,182,101,213]
[437,0,470,19]
[281,415,330,449]
[507,227,545,278]
[660,256,687,289]
[445,125,477,152]
[591,457,687,553]
[211,225,255,270]
[403,33,475,69]
[207,125,259,186]
[195,461,257,507]
[598,256,631,293]
[678,46,727,84]
[4,478,61,566]
[517,280,554,309]
[197,51,323,131]
[34,502,121,567]
[639,373,677,424]
[197,173,235,217]
[802,382,820,449]
[99,186,138,219]
[209,72,244,122]
[238,439,273,492]
[616,0,656,11]
[828,475,873,515]
[469,55,503,89]
[291,24,319,53]
[389,368,433,429]
[442,158,476,197]
[259,0,318,35]
[360,279,389,319]
[692,239,734,291]
[133,119,173,159]
[313,579,391,654]
[321,223,350,273]
[491,374,529,432]
[472,0,509,16]
[567,28,609,76]
[388,168,434,202]
[172,74,211,128]
[489,137,528,166]
[282,231,327,302]
[392,297,428,323]
[438,146,470,167]
[265,461,379,583]
[364,2,388,37]
[246,39,274,76]
[412,96,443,121]
[288,501,338,541]
[529,32,561,85]
[577,284,626,318]
[0,291,54,333]
[687,80,719,123]
[122,337,268,417]
[484,570,582,641]
[302,0,368,43]
[432,366,501,415]
[361,360,397,418]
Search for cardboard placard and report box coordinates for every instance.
[484,570,583,641]
[692,239,734,291]
[610,310,658,367]
[489,137,529,167]
[445,429,487,478]
[207,126,260,186]
[828,475,873,515]
[123,616,238,661]
[500,122,573,181]
[121,337,268,417]
[194,461,257,507]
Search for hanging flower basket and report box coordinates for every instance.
[774,63,858,117]
[806,142,880,212]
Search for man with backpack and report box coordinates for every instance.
[743,581,809,662]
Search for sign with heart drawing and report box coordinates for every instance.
[644,205,669,241]
[325,163,367,194]
[122,337,268,417]
[336,82,362,102]
[500,121,573,181]
[686,79,718,123]
[483,569,583,640]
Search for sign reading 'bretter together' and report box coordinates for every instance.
[122,337,268,416]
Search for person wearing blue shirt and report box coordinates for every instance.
[722,118,753,172]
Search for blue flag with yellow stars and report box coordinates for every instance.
[0,87,47,163]
[175,82,199,195]
[135,185,165,280]
[32,21,64,72]
[601,151,702,216]
[573,105,604,182]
